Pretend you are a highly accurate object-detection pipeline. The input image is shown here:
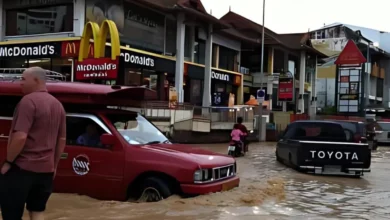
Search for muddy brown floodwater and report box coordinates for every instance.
[4,143,390,220]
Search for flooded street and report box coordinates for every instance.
[17,143,390,219]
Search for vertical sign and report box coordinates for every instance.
[337,68,361,113]
[278,71,294,102]
[335,40,367,115]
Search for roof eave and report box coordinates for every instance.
[173,5,230,30]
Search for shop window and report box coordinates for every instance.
[27,58,51,69]
[189,79,202,105]
[218,46,237,71]
[51,58,72,81]
[194,40,205,65]
[212,44,218,67]
[125,68,143,86]
[143,69,158,90]
[124,68,159,91]
[120,1,165,53]
[184,25,193,60]
[6,4,74,36]
[0,58,27,68]
[377,78,384,98]
[165,18,177,56]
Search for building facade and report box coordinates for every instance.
[0,0,245,106]
[0,0,326,115]
[220,11,326,115]
[311,23,390,116]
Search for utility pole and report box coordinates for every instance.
[258,0,266,142]
[364,43,370,120]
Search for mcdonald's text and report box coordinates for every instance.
[0,45,55,57]
[75,58,118,80]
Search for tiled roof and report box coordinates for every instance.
[135,0,228,29]
[220,11,282,44]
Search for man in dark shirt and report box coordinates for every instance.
[234,117,249,153]
[0,67,66,220]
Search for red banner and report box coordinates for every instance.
[75,58,119,80]
[278,77,294,101]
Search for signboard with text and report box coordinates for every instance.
[337,68,361,113]
[75,57,119,80]
[0,42,61,58]
[278,75,294,102]
[210,69,239,84]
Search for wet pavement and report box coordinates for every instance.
[12,143,390,219]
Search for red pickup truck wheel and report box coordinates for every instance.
[137,177,172,202]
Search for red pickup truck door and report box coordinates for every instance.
[54,114,125,200]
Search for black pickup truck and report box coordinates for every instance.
[276,120,371,177]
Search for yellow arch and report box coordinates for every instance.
[78,22,100,62]
[78,20,121,62]
[97,20,121,60]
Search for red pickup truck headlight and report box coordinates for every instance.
[194,169,213,183]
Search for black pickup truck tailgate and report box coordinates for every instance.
[298,141,371,168]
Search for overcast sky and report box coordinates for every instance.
[201,0,389,34]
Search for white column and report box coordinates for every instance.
[282,51,288,112]
[202,24,213,107]
[298,50,306,113]
[73,0,86,36]
[310,55,318,117]
[0,0,4,41]
[175,13,185,103]
[189,26,195,62]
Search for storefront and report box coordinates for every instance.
[0,38,175,100]
[185,62,242,106]
[61,39,175,100]
[185,63,204,106]
[120,50,175,101]
[0,38,78,81]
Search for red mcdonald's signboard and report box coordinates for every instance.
[75,57,119,80]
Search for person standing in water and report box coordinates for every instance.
[0,67,66,220]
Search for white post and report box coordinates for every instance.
[70,59,74,82]
[175,13,185,103]
[73,0,86,36]
[298,50,306,113]
[202,24,213,107]
[257,0,266,142]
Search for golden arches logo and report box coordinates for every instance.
[78,20,120,62]
[65,42,76,54]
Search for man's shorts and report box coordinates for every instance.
[0,165,54,220]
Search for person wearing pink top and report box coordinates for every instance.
[231,124,244,155]
[231,127,244,141]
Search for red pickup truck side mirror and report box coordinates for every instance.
[100,133,116,146]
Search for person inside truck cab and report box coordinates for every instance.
[77,124,101,147]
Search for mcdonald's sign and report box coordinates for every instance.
[75,20,121,80]
[61,41,94,58]
[78,20,120,62]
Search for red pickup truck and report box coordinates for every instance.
[0,81,239,202]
